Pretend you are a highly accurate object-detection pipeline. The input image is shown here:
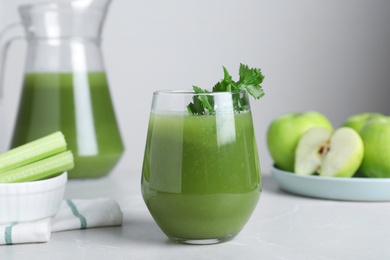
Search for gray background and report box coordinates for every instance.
[0,0,389,175]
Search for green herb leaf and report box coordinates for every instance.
[236,64,265,99]
[187,63,265,115]
[212,67,235,92]
[187,86,214,115]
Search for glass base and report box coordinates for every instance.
[170,235,236,245]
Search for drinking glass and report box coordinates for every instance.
[141,90,261,244]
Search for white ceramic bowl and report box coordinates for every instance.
[0,172,67,223]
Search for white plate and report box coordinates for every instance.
[271,166,390,201]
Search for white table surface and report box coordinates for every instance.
[1,168,390,260]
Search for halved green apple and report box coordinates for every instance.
[294,127,364,177]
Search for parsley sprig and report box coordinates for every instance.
[187,64,265,115]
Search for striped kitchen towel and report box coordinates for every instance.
[0,198,123,245]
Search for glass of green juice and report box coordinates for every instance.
[141,90,261,245]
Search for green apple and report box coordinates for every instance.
[342,113,384,132]
[294,127,364,177]
[359,117,390,178]
[266,111,333,172]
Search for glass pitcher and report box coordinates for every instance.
[0,0,124,178]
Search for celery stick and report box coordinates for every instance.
[0,132,67,173]
[0,151,74,183]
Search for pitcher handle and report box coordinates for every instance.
[0,22,24,98]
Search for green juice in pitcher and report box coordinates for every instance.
[142,111,261,240]
[11,72,124,178]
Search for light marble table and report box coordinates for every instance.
[1,168,389,260]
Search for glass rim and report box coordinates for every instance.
[19,0,111,13]
[153,89,248,96]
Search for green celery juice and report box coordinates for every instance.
[11,72,124,178]
[142,111,261,240]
